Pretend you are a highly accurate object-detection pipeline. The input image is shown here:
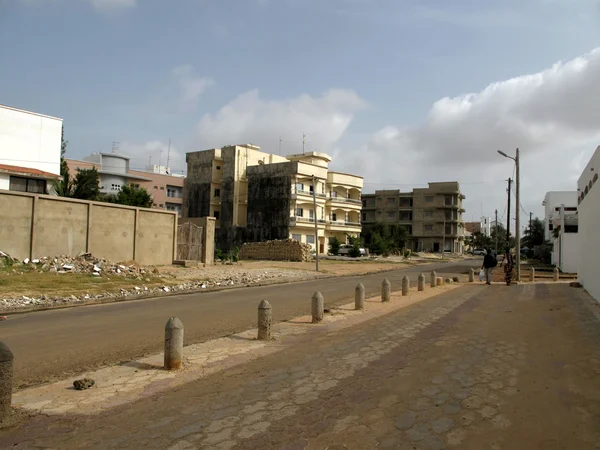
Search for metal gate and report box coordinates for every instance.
[177,222,203,261]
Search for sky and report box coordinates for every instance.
[1,0,599,230]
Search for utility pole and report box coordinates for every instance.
[506,178,512,253]
[495,209,498,256]
[529,212,533,238]
[442,218,446,260]
[302,133,306,155]
[312,175,319,272]
[515,148,521,281]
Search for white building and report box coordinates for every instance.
[578,146,600,302]
[542,191,579,273]
[0,104,62,193]
[480,216,491,237]
[81,152,152,194]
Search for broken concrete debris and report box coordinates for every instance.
[73,378,95,390]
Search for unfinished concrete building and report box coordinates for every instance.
[361,182,466,253]
[183,145,363,253]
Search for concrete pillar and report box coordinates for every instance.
[430,271,437,288]
[554,267,560,281]
[164,317,184,370]
[258,300,272,340]
[311,292,324,323]
[530,267,535,282]
[418,273,425,292]
[402,276,410,296]
[0,342,13,422]
[381,278,391,303]
[468,268,474,283]
[355,283,365,310]
[436,277,443,286]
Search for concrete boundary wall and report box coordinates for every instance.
[240,239,311,262]
[0,190,177,266]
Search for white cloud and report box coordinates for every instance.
[172,65,214,111]
[334,47,600,221]
[196,89,367,154]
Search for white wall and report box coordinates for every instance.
[0,173,9,190]
[0,105,62,175]
[578,146,600,302]
[559,233,579,274]
[543,191,578,241]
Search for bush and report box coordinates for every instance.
[329,237,341,256]
[404,249,411,258]
[349,241,362,258]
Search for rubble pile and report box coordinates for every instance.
[240,239,313,262]
[1,251,153,278]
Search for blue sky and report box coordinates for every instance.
[1,0,599,223]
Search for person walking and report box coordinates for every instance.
[481,249,497,285]
[504,249,515,286]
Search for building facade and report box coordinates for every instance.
[183,144,363,253]
[362,182,466,253]
[542,191,579,273]
[577,145,600,301]
[66,156,185,215]
[0,104,62,193]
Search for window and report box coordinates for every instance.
[386,211,396,219]
[445,224,452,235]
[308,209,314,219]
[362,200,367,207]
[9,176,46,194]
[331,190,338,198]
[160,187,164,190]
[306,235,315,244]
[153,203,157,207]
[296,183,304,192]
[159,204,164,208]
[425,196,434,203]
[549,224,554,231]
[110,184,121,191]
[166,203,182,213]
[387,198,396,205]
[362,213,367,221]
[399,197,413,207]
[154,186,158,190]
[425,225,433,232]
[214,211,220,220]
[296,208,303,217]
[214,188,221,198]
[424,210,433,218]
[309,185,314,193]
[292,234,302,242]
[400,211,412,221]
[331,213,337,221]
[216,165,221,170]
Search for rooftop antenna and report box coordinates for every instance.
[112,141,120,153]
[166,138,171,173]
[279,136,282,155]
[302,132,306,154]
[159,149,162,169]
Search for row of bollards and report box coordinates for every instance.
[467,266,557,283]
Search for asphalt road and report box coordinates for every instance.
[1,259,479,388]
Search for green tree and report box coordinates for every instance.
[104,184,153,208]
[73,167,100,200]
[328,236,341,256]
[53,127,74,197]
[522,218,545,248]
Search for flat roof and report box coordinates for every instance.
[0,103,63,121]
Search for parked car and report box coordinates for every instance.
[338,244,367,257]
[472,248,485,256]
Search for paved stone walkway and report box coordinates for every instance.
[2,283,600,449]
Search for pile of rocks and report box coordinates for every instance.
[0,251,153,279]
[240,239,313,262]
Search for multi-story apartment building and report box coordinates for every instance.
[362,182,466,253]
[66,155,185,215]
[183,144,363,253]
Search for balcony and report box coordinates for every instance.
[291,217,361,229]
[294,189,327,198]
[328,196,362,205]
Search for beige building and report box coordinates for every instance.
[362,182,465,253]
[184,144,363,253]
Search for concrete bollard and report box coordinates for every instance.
[382,278,391,303]
[258,300,272,340]
[355,283,365,310]
[402,276,410,296]
[418,273,425,292]
[312,292,324,323]
[469,268,474,283]
[431,271,437,288]
[164,317,184,370]
[445,278,452,285]
[0,342,13,422]
[554,267,560,281]
[530,267,535,282]
[436,277,443,286]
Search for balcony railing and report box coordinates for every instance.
[328,196,362,204]
[291,217,361,227]
[294,189,327,198]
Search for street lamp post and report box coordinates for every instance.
[498,148,521,281]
